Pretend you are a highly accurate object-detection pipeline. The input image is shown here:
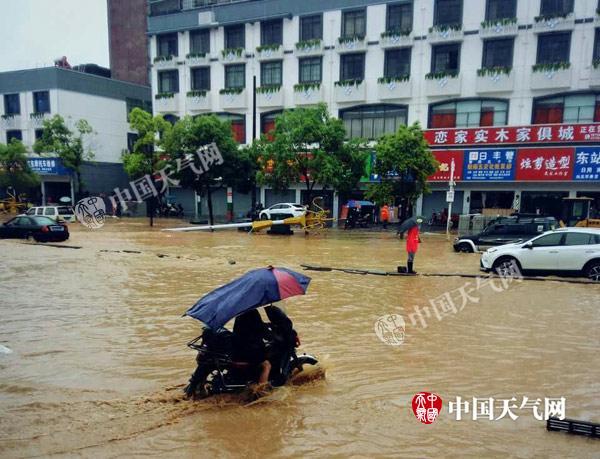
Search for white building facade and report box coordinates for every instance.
[147,0,600,221]
[0,67,151,204]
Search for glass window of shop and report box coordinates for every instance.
[521,191,569,220]
[340,104,408,139]
[429,99,508,128]
[532,93,600,124]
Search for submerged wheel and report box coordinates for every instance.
[492,256,521,277]
[26,233,35,242]
[585,261,600,282]
[457,242,473,253]
[260,213,269,220]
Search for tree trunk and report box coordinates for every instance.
[206,184,214,226]
[304,179,312,207]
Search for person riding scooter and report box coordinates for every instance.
[232,309,271,385]
[265,305,300,385]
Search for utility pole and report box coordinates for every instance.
[446,158,455,239]
[251,74,257,208]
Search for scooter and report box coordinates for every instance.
[184,326,318,399]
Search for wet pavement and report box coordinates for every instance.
[0,219,599,458]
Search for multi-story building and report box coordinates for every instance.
[108,0,150,86]
[147,0,600,221]
[0,66,151,204]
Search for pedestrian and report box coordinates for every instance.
[398,217,423,274]
[380,204,390,229]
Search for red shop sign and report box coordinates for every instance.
[429,150,464,181]
[424,124,600,147]
[515,148,574,181]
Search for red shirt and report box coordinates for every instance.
[406,226,420,253]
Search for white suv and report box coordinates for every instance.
[259,203,306,220]
[25,206,76,222]
[480,228,600,282]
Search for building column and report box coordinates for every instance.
[332,191,339,228]
[259,186,266,206]
[415,194,423,216]
[70,178,75,205]
[462,190,471,214]
[512,191,521,212]
[41,180,46,206]
[294,188,301,205]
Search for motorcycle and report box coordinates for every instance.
[184,325,318,398]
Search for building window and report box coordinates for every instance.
[3,94,20,115]
[225,24,245,49]
[429,99,509,128]
[261,19,283,46]
[594,29,600,63]
[214,113,246,143]
[34,129,44,141]
[191,67,210,91]
[261,61,282,86]
[340,104,408,139]
[157,33,178,57]
[384,48,411,78]
[6,130,22,143]
[225,64,245,88]
[533,93,600,124]
[342,9,366,38]
[539,0,574,17]
[386,2,413,33]
[127,133,139,153]
[340,53,365,81]
[261,110,282,137]
[190,29,210,55]
[163,114,179,125]
[434,0,462,27]
[300,15,322,41]
[126,98,152,115]
[33,91,50,114]
[537,32,571,64]
[299,57,322,83]
[158,70,179,93]
[431,43,460,73]
[482,38,514,69]
[485,0,517,21]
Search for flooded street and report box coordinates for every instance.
[1,220,599,458]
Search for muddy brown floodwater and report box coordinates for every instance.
[0,219,599,458]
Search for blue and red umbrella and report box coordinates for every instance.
[185,266,311,329]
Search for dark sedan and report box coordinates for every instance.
[0,216,69,242]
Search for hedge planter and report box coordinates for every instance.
[295,40,324,57]
[533,14,574,33]
[154,94,179,112]
[530,67,572,90]
[186,54,210,66]
[479,21,518,38]
[334,81,366,103]
[220,48,246,63]
[425,74,461,97]
[476,72,514,93]
[0,114,20,129]
[293,84,324,105]
[380,32,413,48]
[153,56,177,69]
[186,92,211,111]
[256,45,284,61]
[377,78,411,100]
[428,26,463,43]
[257,86,284,107]
[29,112,49,128]
[220,89,247,109]
[336,37,367,53]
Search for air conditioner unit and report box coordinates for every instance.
[198,11,215,25]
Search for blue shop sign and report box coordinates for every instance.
[574,147,600,181]
[27,158,72,176]
[463,149,516,181]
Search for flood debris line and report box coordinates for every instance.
[19,242,82,249]
[300,264,597,285]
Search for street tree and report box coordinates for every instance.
[33,115,94,198]
[253,103,368,206]
[0,139,39,196]
[161,114,255,225]
[365,123,438,216]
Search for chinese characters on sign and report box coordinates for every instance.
[27,157,71,175]
[515,148,574,181]
[463,149,516,181]
[574,147,600,181]
[430,151,464,181]
[424,123,600,147]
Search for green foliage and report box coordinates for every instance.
[477,66,512,76]
[365,123,438,206]
[593,59,600,69]
[334,79,363,87]
[293,83,321,92]
[1,114,16,120]
[0,140,39,193]
[153,55,174,63]
[534,12,572,22]
[429,23,462,33]
[219,88,244,95]
[30,112,46,119]
[532,62,571,72]
[155,92,175,99]
[221,47,244,58]
[338,35,365,44]
[295,39,322,50]
[378,76,410,84]
[187,90,208,98]
[381,29,412,38]
[251,103,368,203]
[256,43,281,53]
[33,114,94,196]
[425,70,459,79]
[256,85,281,94]
[186,52,207,59]
[480,18,517,28]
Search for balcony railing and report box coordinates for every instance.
[149,0,253,16]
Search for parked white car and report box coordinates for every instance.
[25,206,76,222]
[259,203,306,220]
[480,228,600,281]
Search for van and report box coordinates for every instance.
[25,206,76,223]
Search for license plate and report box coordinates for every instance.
[50,226,64,232]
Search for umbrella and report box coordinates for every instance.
[185,266,311,329]
[347,200,375,208]
[397,216,424,234]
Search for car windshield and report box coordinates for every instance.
[32,216,59,225]
[58,207,73,215]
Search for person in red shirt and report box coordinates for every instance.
[402,218,423,274]
[380,204,390,229]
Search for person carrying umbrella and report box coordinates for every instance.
[397,216,424,274]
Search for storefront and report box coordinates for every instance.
[421,123,600,221]
[27,157,74,206]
